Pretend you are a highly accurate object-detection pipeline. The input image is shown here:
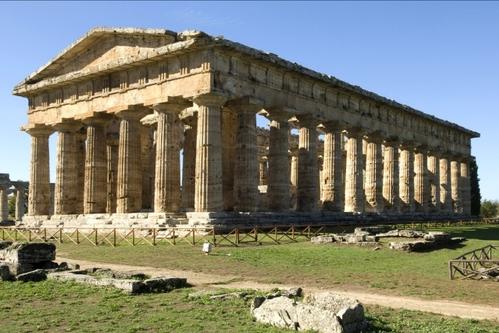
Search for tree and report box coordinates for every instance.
[8,195,16,219]
[481,200,498,218]
[470,156,481,216]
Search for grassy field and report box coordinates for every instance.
[1,280,497,333]
[57,224,499,306]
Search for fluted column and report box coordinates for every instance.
[259,157,268,186]
[296,117,319,212]
[181,114,197,211]
[0,185,8,221]
[25,125,52,216]
[153,99,189,213]
[460,158,470,215]
[221,107,237,211]
[427,152,440,213]
[344,128,364,213]
[54,121,81,215]
[231,98,261,212]
[83,116,108,214]
[140,126,154,211]
[321,122,344,211]
[14,185,26,221]
[364,133,384,213]
[194,94,226,212]
[106,133,119,214]
[267,110,291,211]
[116,108,147,213]
[414,147,430,213]
[382,139,399,213]
[399,142,414,213]
[451,159,462,213]
[439,155,452,213]
[75,131,86,214]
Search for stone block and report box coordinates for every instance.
[0,264,14,281]
[16,269,47,282]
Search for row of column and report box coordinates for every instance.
[0,184,27,222]
[25,94,472,217]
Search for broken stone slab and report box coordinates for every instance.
[16,269,47,282]
[311,236,335,244]
[0,240,13,250]
[252,292,367,333]
[0,242,56,264]
[48,270,187,294]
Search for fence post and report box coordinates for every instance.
[94,228,98,246]
[132,228,135,246]
[153,228,157,246]
[59,228,63,244]
[28,230,32,242]
[173,228,176,245]
[236,228,240,245]
[113,229,117,247]
[192,228,196,245]
[212,226,216,246]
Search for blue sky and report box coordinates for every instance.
[0,1,498,200]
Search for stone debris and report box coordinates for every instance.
[0,242,68,281]
[252,291,367,333]
[311,227,465,252]
[48,268,187,294]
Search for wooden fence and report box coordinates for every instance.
[0,225,329,247]
[449,244,499,280]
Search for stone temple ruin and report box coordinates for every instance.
[0,173,28,224]
[12,27,479,228]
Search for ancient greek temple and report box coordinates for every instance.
[13,28,479,227]
[0,173,28,223]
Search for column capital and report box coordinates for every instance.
[414,144,429,154]
[53,119,82,133]
[79,112,113,126]
[320,120,345,132]
[193,93,228,107]
[151,96,192,114]
[266,106,295,122]
[344,126,365,137]
[114,104,150,120]
[364,130,385,143]
[22,124,53,137]
[399,140,415,150]
[226,96,264,113]
[296,114,321,128]
[383,136,399,147]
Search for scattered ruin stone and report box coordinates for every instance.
[0,242,56,275]
[252,291,367,333]
[0,264,13,281]
[16,269,47,282]
[0,240,13,250]
[312,227,465,252]
[48,269,187,294]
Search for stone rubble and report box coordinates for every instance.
[311,226,466,252]
[252,291,367,333]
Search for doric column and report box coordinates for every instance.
[14,185,26,221]
[289,148,298,210]
[116,107,147,213]
[54,120,81,215]
[427,152,441,213]
[75,130,86,214]
[0,185,8,221]
[221,107,237,211]
[24,125,52,216]
[344,127,364,213]
[106,133,119,214]
[399,142,415,213]
[296,116,319,212]
[141,126,154,211]
[414,146,430,213]
[230,97,262,212]
[439,155,452,213]
[153,99,190,213]
[382,139,399,213]
[259,157,268,186]
[267,109,291,211]
[321,122,344,211]
[83,115,109,214]
[460,158,471,215]
[364,133,384,213]
[181,113,197,211]
[451,159,462,213]
[194,94,226,212]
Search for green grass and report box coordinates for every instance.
[0,280,497,333]
[57,224,499,306]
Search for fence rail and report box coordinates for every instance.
[0,218,497,248]
[449,244,499,280]
[0,225,331,247]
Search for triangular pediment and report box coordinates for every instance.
[22,27,177,85]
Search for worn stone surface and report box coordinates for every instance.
[252,292,367,333]
[13,27,478,227]
[16,269,47,282]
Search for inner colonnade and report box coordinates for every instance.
[13,28,478,226]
